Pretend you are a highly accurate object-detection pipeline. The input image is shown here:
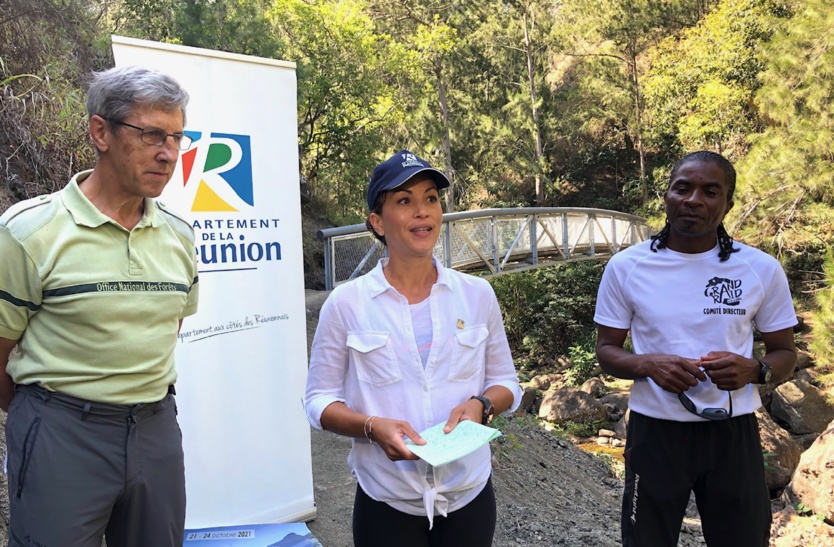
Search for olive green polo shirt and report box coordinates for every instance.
[0,171,199,404]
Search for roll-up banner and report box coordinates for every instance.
[111,35,315,528]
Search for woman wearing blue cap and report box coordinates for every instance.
[305,150,522,546]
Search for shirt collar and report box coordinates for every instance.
[61,170,164,229]
[366,256,452,298]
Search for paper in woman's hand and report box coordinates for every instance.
[405,420,502,467]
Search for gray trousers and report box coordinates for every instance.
[6,384,185,547]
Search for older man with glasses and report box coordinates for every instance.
[594,151,797,547]
[0,66,198,546]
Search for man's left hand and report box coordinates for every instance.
[700,351,758,390]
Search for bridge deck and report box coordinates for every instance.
[317,207,649,290]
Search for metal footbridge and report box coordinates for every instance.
[317,207,649,290]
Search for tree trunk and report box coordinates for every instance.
[523,5,546,205]
[435,57,455,212]
[629,51,647,207]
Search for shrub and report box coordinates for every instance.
[491,262,604,368]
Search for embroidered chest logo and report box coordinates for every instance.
[704,277,742,306]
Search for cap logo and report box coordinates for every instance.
[401,152,424,168]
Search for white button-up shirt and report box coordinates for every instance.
[305,258,521,524]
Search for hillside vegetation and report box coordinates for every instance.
[1,0,833,381]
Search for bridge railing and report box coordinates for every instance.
[317,207,649,290]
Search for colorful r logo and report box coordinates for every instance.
[181,132,254,212]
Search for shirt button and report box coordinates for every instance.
[423,386,428,392]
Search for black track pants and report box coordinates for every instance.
[621,411,771,547]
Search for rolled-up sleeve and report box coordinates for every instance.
[304,295,349,429]
[483,288,522,413]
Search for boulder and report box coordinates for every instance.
[771,380,834,434]
[795,349,814,370]
[538,387,608,425]
[771,503,834,546]
[794,433,820,451]
[786,419,834,522]
[580,377,605,398]
[518,386,538,415]
[795,367,820,387]
[756,409,803,490]
[613,410,630,439]
[599,392,629,415]
[528,373,562,392]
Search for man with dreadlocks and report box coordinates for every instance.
[594,151,797,547]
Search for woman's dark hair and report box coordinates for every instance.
[650,150,739,262]
[365,191,388,246]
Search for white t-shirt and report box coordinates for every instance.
[410,298,433,368]
[594,239,797,422]
[305,257,521,524]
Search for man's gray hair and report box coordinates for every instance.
[86,66,190,125]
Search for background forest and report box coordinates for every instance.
[1,0,833,385]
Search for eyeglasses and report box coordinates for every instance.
[678,391,733,421]
[104,118,193,151]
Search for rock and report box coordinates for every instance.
[795,367,820,387]
[598,429,616,438]
[795,349,814,370]
[599,391,629,414]
[580,378,605,398]
[518,386,538,415]
[554,356,571,371]
[771,380,834,434]
[771,503,834,546]
[611,439,624,448]
[528,373,562,391]
[538,387,608,424]
[794,433,820,451]
[786,419,834,522]
[613,410,630,439]
[756,409,803,490]
[596,437,610,445]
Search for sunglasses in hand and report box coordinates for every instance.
[678,390,733,421]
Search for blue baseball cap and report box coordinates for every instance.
[367,150,450,210]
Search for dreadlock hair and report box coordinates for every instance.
[650,150,739,262]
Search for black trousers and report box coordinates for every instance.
[622,411,771,547]
[352,478,496,547]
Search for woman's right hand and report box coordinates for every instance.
[371,417,426,461]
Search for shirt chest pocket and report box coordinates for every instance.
[346,332,401,387]
[449,325,489,382]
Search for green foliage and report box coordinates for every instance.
[731,0,834,266]
[490,262,604,366]
[563,419,609,438]
[0,0,104,201]
[762,450,776,471]
[565,343,599,387]
[643,0,785,157]
[792,501,824,521]
[810,250,834,384]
